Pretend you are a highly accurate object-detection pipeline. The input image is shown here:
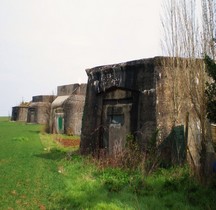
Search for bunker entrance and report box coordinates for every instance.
[12,108,19,121]
[58,116,63,131]
[55,109,64,134]
[28,108,36,123]
[101,88,138,155]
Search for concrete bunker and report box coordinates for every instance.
[27,95,55,124]
[50,83,86,135]
[11,104,29,122]
[80,57,200,164]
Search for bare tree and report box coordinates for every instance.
[161,0,216,182]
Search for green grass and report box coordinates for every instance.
[0,120,67,209]
[0,118,215,209]
[0,116,10,122]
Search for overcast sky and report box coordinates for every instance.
[0,0,162,116]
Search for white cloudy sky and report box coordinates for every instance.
[0,0,162,116]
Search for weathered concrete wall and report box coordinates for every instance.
[28,102,50,124]
[27,95,55,124]
[11,106,28,122]
[57,83,86,96]
[81,58,157,155]
[80,57,201,166]
[64,95,86,135]
[32,95,55,103]
[211,124,216,143]
[50,83,86,135]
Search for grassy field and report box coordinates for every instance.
[0,118,215,210]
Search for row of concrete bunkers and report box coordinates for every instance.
[11,83,86,136]
[11,56,216,177]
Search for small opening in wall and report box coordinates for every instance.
[107,106,124,125]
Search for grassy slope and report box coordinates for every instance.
[0,118,215,210]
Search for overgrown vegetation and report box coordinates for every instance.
[0,118,215,209]
[204,54,216,123]
[161,0,216,183]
